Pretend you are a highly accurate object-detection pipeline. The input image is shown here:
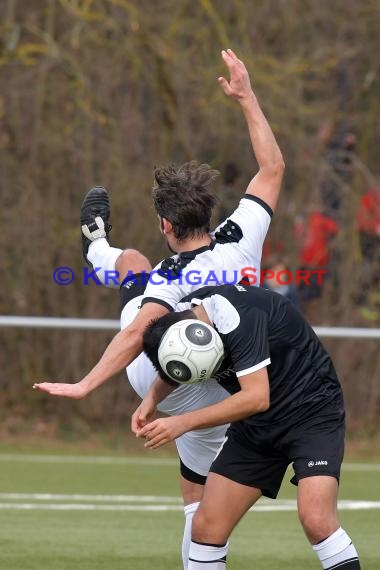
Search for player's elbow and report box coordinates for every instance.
[277,156,285,175]
[242,393,270,416]
[266,156,285,178]
[255,394,270,413]
[261,395,271,412]
[258,158,285,193]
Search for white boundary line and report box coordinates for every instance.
[0,499,379,512]
[0,493,182,503]
[0,454,178,466]
[0,454,379,471]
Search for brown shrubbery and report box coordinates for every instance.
[0,0,379,434]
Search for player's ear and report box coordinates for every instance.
[162,218,172,234]
[157,215,164,233]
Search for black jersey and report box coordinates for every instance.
[177,284,344,426]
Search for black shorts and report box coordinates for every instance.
[119,272,150,314]
[180,459,207,485]
[210,401,345,499]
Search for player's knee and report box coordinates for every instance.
[191,509,226,544]
[191,509,208,541]
[299,510,339,544]
[116,249,152,278]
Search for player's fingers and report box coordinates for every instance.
[33,382,55,394]
[137,421,157,438]
[137,413,146,428]
[135,428,146,439]
[221,49,236,70]
[226,48,239,61]
[218,77,232,95]
[147,440,166,450]
[131,412,142,433]
[144,433,167,449]
[221,49,232,61]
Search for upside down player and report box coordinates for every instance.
[33,49,284,568]
[137,284,362,570]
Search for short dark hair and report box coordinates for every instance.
[143,309,195,385]
[152,161,219,241]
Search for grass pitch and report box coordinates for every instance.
[0,451,379,569]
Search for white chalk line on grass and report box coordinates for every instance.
[0,454,177,466]
[0,499,379,513]
[0,454,379,471]
[0,493,182,503]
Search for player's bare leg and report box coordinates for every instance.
[181,476,204,506]
[298,476,361,569]
[188,473,261,569]
[115,248,152,283]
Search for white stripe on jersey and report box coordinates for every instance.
[236,358,272,377]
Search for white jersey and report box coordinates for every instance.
[121,297,230,477]
[141,195,272,311]
[124,194,272,476]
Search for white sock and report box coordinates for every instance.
[87,238,123,288]
[188,540,229,569]
[182,502,199,570]
[312,527,360,569]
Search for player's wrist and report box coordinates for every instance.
[78,377,95,398]
[238,90,257,107]
[181,412,198,433]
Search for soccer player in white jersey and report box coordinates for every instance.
[34,49,284,567]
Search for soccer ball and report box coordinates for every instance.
[158,319,225,384]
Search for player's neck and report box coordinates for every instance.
[174,233,212,254]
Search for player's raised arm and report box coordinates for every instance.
[219,49,284,212]
[33,302,168,398]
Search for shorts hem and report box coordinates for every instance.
[180,460,207,485]
[209,467,278,499]
[292,471,340,486]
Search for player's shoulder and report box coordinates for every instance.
[212,195,273,243]
[241,194,273,218]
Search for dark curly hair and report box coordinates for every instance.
[143,309,195,385]
[152,161,219,241]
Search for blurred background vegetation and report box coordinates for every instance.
[0,0,379,442]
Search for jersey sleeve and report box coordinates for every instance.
[228,307,271,377]
[203,291,271,378]
[212,195,272,263]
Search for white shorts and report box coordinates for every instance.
[122,295,230,477]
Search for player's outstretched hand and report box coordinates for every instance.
[136,417,186,450]
[131,399,157,434]
[218,48,253,101]
[32,382,87,399]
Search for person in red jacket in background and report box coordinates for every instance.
[295,210,339,301]
[357,187,380,260]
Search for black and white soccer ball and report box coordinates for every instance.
[158,319,224,384]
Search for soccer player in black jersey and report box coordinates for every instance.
[138,284,361,570]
